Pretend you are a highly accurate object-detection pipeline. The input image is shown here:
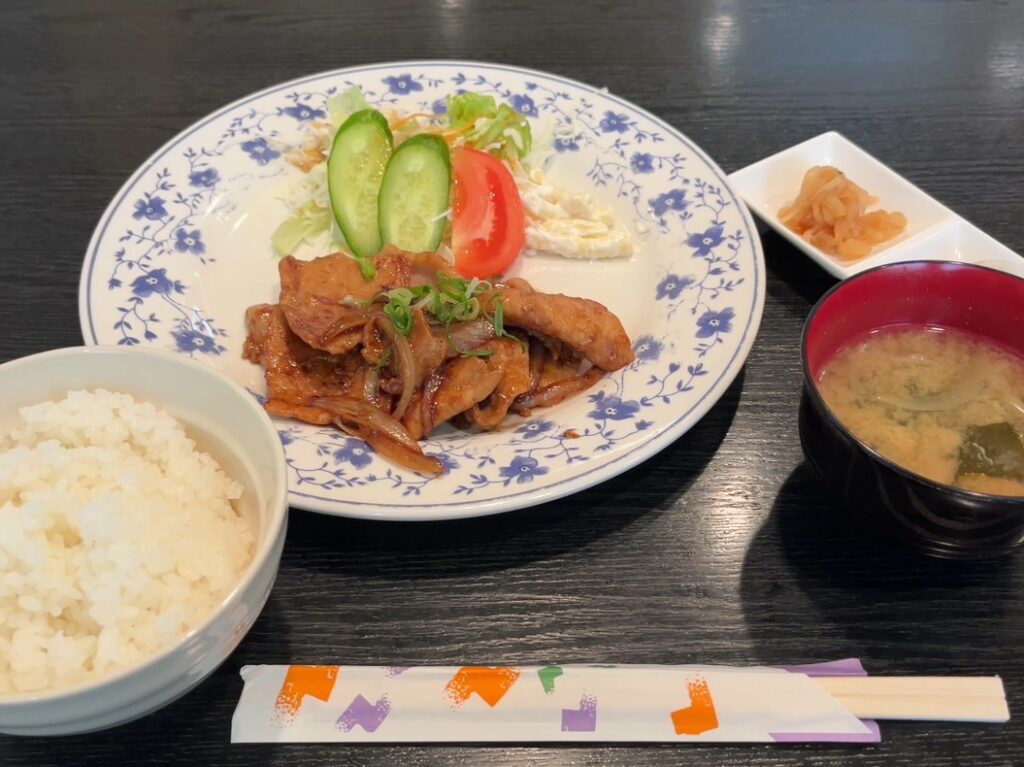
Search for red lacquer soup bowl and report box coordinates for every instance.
[799,261,1024,559]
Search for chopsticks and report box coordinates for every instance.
[813,676,1010,722]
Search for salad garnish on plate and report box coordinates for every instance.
[271,87,635,276]
[247,89,637,474]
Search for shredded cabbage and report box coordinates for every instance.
[271,202,331,258]
[525,114,556,170]
[446,92,532,161]
[327,85,370,125]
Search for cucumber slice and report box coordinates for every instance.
[378,134,451,253]
[327,109,393,259]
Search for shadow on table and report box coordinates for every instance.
[737,461,1019,665]
[283,370,746,580]
[759,225,837,309]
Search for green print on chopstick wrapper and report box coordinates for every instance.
[538,665,564,694]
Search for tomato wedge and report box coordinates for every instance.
[451,147,526,279]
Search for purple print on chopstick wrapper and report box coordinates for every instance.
[561,694,598,732]
[336,695,391,733]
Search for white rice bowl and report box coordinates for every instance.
[0,389,254,697]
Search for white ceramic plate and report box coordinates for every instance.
[729,131,1024,280]
[79,62,765,520]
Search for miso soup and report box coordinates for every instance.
[817,326,1024,496]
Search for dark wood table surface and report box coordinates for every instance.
[2,0,1023,764]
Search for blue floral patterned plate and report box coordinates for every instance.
[79,62,765,521]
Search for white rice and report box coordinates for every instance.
[0,389,253,696]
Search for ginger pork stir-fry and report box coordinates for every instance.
[244,247,633,473]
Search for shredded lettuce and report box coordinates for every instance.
[446,91,532,161]
[271,202,331,258]
[327,85,370,126]
[447,91,499,128]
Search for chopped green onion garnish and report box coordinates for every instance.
[446,332,494,358]
[459,347,494,358]
[491,296,528,351]
[377,273,516,349]
[382,287,415,334]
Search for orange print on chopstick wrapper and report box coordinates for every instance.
[670,677,720,736]
[445,666,521,707]
[274,665,340,723]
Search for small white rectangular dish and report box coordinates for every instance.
[728,131,1024,280]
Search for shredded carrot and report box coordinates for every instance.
[286,146,326,173]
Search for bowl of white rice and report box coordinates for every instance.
[0,346,288,735]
